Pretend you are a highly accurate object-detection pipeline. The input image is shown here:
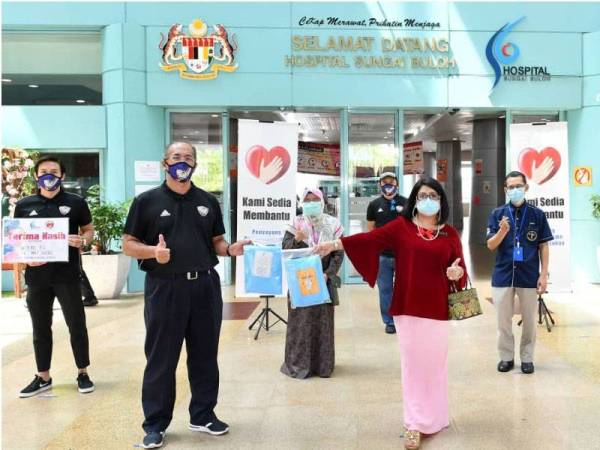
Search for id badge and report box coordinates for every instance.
[513,244,524,262]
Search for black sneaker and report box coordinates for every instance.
[385,324,396,334]
[77,373,95,394]
[82,297,98,307]
[19,375,52,398]
[142,431,165,448]
[189,417,229,436]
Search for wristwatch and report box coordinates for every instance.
[333,239,340,251]
[226,244,232,257]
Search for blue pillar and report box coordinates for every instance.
[102,22,166,292]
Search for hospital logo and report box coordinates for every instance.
[485,16,550,91]
[197,206,209,216]
[159,18,238,80]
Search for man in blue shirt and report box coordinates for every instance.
[486,171,553,374]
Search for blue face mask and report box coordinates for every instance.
[507,187,526,205]
[37,173,62,191]
[302,201,323,217]
[381,183,397,197]
[166,161,194,183]
[416,198,441,216]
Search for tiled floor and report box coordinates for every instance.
[2,258,600,449]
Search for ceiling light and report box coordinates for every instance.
[452,137,458,141]
[183,135,189,139]
[389,127,394,130]
[387,131,393,134]
[28,84,39,88]
[76,99,86,104]
[2,78,12,83]
[198,141,204,144]
[499,115,506,119]
[211,114,219,118]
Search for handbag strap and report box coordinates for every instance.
[450,274,472,293]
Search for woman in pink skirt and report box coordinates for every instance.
[315,177,467,449]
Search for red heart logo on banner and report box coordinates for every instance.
[517,147,561,185]
[245,145,291,184]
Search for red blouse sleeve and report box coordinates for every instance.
[341,219,400,288]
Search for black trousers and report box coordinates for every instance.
[142,270,223,433]
[26,283,91,372]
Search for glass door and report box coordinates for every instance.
[346,113,399,283]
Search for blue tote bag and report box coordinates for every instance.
[244,245,283,296]
[284,254,330,308]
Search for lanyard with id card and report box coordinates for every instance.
[507,205,527,262]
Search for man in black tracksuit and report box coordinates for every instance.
[123,142,250,449]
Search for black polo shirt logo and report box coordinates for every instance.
[29,210,38,216]
[396,206,404,212]
[160,209,171,217]
[197,206,209,216]
[59,206,71,215]
[527,230,538,242]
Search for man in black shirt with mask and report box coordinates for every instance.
[366,172,408,334]
[123,142,250,449]
[14,156,96,397]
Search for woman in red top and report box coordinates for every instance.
[315,177,467,450]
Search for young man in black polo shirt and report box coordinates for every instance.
[123,142,250,449]
[14,156,95,397]
[366,172,408,334]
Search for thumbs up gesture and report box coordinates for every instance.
[155,234,171,264]
[446,258,464,281]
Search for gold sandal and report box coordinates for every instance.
[404,429,421,450]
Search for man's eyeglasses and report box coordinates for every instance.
[416,192,440,201]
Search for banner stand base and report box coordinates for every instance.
[248,295,287,340]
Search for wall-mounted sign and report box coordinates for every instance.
[403,141,424,175]
[298,142,340,176]
[286,35,456,70]
[474,159,484,175]
[486,16,551,91]
[159,18,238,80]
[483,180,492,194]
[573,166,592,186]
[436,159,448,182]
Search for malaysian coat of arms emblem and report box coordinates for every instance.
[158,18,238,80]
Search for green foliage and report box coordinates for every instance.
[591,194,600,220]
[87,185,130,254]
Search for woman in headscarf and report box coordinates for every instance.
[280,187,344,379]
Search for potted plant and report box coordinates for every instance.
[2,148,38,297]
[591,194,600,276]
[81,185,132,299]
